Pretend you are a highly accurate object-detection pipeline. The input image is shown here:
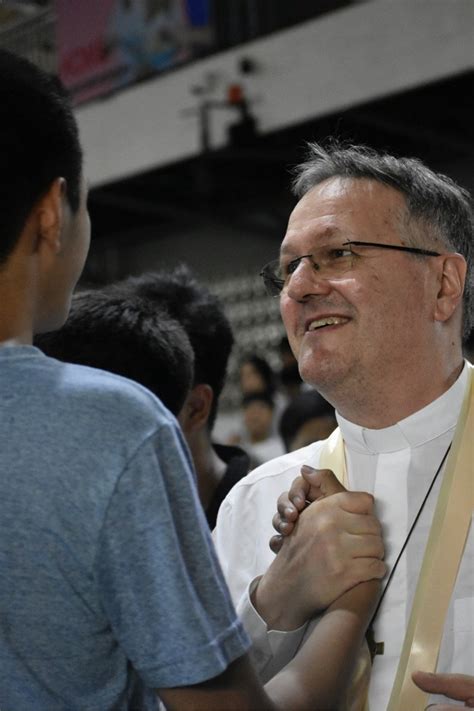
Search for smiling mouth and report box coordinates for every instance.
[307,316,349,331]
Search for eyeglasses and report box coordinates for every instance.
[259,240,441,297]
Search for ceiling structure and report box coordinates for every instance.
[88,70,474,246]
[2,1,471,248]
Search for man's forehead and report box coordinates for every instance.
[280,177,407,253]
[295,176,405,213]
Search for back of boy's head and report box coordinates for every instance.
[35,289,194,416]
[114,265,234,430]
[0,49,82,264]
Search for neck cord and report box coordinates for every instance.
[366,442,452,659]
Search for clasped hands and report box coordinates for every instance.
[263,464,474,709]
[252,464,386,631]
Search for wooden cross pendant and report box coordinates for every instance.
[366,625,385,662]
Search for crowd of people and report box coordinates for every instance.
[0,48,473,711]
[222,350,337,468]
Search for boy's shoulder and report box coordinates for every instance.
[1,346,174,435]
[51,354,173,427]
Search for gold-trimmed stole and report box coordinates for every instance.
[387,364,473,709]
[319,428,371,711]
[318,364,474,711]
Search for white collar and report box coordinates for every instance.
[336,362,469,455]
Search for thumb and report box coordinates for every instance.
[300,465,347,501]
[412,671,474,703]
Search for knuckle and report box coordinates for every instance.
[362,492,375,509]
[312,509,332,535]
[290,475,305,492]
[372,559,387,577]
[332,491,349,508]
[277,493,290,511]
[289,491,303,507]
[368,515,383,534]
[272,512,282,531]
[318,468,333,479]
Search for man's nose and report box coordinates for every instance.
[285,258,332,301]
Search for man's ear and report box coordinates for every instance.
[34,177,67,254]
[433,253,466,324]
[178,383,214,436]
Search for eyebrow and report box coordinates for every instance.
[280,226,345,257]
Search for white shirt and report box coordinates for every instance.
[213,362,473,709]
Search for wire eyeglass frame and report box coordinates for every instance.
[260,240,441,297]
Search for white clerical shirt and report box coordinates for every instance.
[213,362,473,709]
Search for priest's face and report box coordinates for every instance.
[279,177,439,407]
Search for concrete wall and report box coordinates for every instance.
[77,0,474,187]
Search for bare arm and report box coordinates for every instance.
[158,654,278,711]
[266,580,380,710]
[157,578,379,711]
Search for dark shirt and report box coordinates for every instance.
[206,443,250,529]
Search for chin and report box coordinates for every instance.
[299,353,346,392]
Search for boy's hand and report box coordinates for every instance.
[270,465,346,552]
[254,466,385,629]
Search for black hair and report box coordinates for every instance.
[111,265,234,430]
[279,390,335,452]
[293,141,474,341]
[0,50,82,264]
[240,354,276,396]
[242,391,275,409]
[34,289,194,416]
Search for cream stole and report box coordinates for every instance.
[318,363,474,711]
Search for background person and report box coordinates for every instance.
[278,390,336,452]
[111,265,251,528]
[278,336,305,402]
[239,354,277,397]
[228,353,287,450]
[240,391,285,467]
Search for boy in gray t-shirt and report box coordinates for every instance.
[0,347,249,709]
[0,48,385,711]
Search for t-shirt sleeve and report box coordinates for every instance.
[94,421,250,689]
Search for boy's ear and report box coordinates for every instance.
[178,383,213,435]
[35,177,67,253]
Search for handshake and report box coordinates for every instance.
[253,465,474,710]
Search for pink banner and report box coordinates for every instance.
[56,0,209,105]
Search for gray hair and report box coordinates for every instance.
[292,142,474,342]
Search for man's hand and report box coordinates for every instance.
[270,465,345,553]
[412,671,474,709]
[253,466,386,631]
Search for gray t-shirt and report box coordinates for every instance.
[0,346,249,711]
